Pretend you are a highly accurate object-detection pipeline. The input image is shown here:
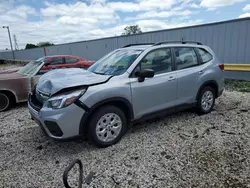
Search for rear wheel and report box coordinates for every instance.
[0,92,13,112]
[196,86,215,115]
[88,105,127,148]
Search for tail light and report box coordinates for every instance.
[218,64,224,70]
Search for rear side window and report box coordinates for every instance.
[47,57,64,65]
[174,47,198,70]
[197,48,213,63]
[65,57,79,64]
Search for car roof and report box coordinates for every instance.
[120,41,207,51]
[121,45,153,50]
[45,55,82,58]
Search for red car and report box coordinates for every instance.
[0,55,95,74]
[0,55,95,111]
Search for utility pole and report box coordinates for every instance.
[13,35,19,50]
[2,26,15,60]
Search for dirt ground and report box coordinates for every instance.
[0,90,250,188]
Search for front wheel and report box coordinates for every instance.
[88,105,127,148]
[196,86,215,115]
[0,92,12,112]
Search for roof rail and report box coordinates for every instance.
[153,41,203,46]
[122,43,154,48]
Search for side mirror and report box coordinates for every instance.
[135,69,154,82]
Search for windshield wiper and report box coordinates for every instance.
[93,71,105,75]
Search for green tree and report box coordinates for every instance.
[25,43,37,49]
[122,25,142,35]
[37,42,55,47]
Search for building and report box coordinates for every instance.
[0,17,250,80]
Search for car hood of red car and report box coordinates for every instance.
[36,68,112,96]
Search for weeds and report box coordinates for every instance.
[225,79,250,92]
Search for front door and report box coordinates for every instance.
[129,47,178,119]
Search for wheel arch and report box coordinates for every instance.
[78,97,134,136]
[196,80,219,100]
[0,89,17,103]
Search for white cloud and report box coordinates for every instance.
[136,19,203,32]
[200,0,246,9]
[108,0,177,12]
[190,3,200,8]
[89,0,107,4]
[107,2,140,12]
[125,10,195,21]
[138,0,176,11]
[2,0,241,50]
[243,4,250,11]
[239,12,250,18]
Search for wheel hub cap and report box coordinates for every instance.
[96,113,122,142]
[201,90,214,111]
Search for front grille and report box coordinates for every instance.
[29,92,43,112]
[36,90,50,104]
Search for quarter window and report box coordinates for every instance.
[174,47,198,70]
[197,48,213,63]
[65,57,79,64]
[137,48,172,75]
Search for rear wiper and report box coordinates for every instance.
[93,71,105,75]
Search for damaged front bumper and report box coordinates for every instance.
[28,92,86,140]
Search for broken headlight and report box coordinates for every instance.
[45,89,87,109]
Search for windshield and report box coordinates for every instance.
[88,49,142,76]
[17,57,48,76]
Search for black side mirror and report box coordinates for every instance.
[135,69,154,82]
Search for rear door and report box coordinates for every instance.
[129,47,178,119]
[173,47,208,104]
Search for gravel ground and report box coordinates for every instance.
[0,91,250,188]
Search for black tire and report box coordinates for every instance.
[0,92,13,112]
[87,105,127,148]
[196,86,215,115]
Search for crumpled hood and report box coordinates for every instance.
[36,68,111,96]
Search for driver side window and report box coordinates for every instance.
[135,48,172,75]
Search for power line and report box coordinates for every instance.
[22,1,83,34]
[4,1,84,47]
[57,1,83,20]
[40,1,83,30]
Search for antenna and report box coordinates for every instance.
[13,34,19,50]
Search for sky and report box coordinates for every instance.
[0,0,249,50]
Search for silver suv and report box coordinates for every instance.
[28,41,224,147]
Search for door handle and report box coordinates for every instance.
[168,76,176,81]
[199,70,205,75]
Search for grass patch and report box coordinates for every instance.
[225,79,250,92]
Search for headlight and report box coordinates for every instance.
[45,89,86,109]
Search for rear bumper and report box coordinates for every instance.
[28,94,86,140]
[217,88,224,98]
